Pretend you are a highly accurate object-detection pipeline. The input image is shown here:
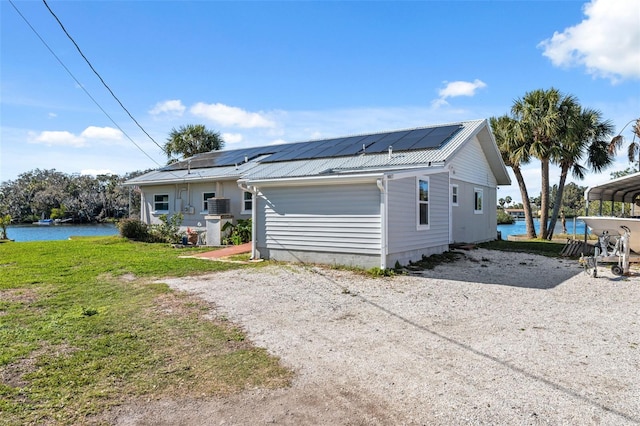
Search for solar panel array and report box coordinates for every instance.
[162,124,462,171]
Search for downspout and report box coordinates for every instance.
[377,177,388,270]
[238,182,258,260]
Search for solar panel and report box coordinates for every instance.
[165,123,465,169]
[388,128,435,151]
[411,124,462,150]
[364,130,412,153]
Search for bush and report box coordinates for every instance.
[118,218,149,241]
[497,210,515,224]
[222,218,252,245]
[149,213,183,244]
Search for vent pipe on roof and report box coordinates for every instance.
[187,160,191,175]
[245,155,248,163]
[388,146,392,160]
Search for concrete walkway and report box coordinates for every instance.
[190,242,252,260]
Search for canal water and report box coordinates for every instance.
[497,218,587,239]
[5,223,119,242]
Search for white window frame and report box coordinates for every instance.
[202,191,216,213]
[474,188,483,214]
[451,184,459,207]
[416,177,430,230]
[153,193,169,213]
[241,191,252,214]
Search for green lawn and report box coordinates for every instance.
[0,237,291,425]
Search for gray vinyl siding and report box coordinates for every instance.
[449,136,498,187]
[450,180,498,243]
[255,184,381,260]
[386,172,450,265]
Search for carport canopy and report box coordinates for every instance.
[585,171,640,204]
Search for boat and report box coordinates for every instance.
[578,216,640,253]
[34,219,54,226]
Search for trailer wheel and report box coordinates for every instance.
[611,265,624,276]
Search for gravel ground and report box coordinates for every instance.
[113,249,640,425]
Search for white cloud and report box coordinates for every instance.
[438,79,487,99]
[538,0,640,82]
[149,99,186,116]
[81,168,117,176]
[190,102,275,128]
[222,133,243,144]
[432,79,487,107]
[80,126,122,140]
[29,130,86,147]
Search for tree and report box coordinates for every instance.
[164,124,224,163]
[511,88,579,239]
[608,118,640,169]
[490,115,537,238]
[546,107,614,239]
[505,196,512,207]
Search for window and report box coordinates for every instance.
[154,194,169,212]
[451,184,459,206]
[242,191,252,212]
[202,192,216,212]
[474,188,483,214]
[417,178,429,228]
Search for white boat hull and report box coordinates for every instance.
[578,216,640,253]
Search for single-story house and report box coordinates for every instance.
[126,119,511,268]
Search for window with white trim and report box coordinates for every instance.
[451,184,459,206]
[153,194,169,212]
[417,177,429,229]
[202,192,216,212]
[242,191,252,213]
[474,188,483,214]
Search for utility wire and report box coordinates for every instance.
[8,0,163,168]
[42,0,165,152]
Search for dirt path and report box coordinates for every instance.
[110,250,640,425]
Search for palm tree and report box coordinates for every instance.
[546,108,615,239]
[490,115,537,239]
[164,124,225,164]
[511,88,579,239]
[608,118,640,169]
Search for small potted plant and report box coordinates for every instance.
[187,227,199,245]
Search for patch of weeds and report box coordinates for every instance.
[367,267,396,277]
[81,307,99,317]
[407,251,463,270]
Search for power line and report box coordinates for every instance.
[8,0,163,168]
[42,0,165,153]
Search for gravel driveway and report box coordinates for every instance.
[114,249,640,425]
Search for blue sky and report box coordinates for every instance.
[1,0,639,203]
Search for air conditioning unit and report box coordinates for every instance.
[207,198,230,215]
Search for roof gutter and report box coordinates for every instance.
[238,182,258,260]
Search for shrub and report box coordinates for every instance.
[118,218,149,241]
[497,210,515,224]
[149,213,184,244]
[222,218,252,245]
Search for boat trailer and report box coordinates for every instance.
[580,226,640,277]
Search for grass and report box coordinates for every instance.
[0,237,291,425]
[478,238,568,257]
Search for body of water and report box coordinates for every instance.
[5,223,119,242]
[498,218,587,239]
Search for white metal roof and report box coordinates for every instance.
[585,171,640,203]
[126,119,511,186]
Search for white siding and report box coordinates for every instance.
[449,136,498,187]
[256,184,381,257]
[386,172,450,265]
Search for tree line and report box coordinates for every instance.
[491,87,639,240]
[0,124,224,226]
[0,169,146,224]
